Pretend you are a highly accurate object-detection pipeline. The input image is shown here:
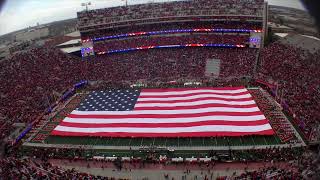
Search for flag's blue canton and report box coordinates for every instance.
[76,89,141,111]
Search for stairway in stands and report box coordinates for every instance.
[205,59,221,78]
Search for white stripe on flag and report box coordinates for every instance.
[135,100,256,107]
[62,115,267,124]
[140,88,248,96]
[71,107,260,115]
[54,124,273,133]
[138,94,251,101]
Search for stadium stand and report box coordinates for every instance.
[249,89,298,143]
[0,47,83,140]
[77,0,264,31]
[2,0,320,179]
[0,157,125,179]
[81,21,262,40]
[224,148,319,179]
[258,42,320,142]
[89,48,257,81]
[220,167,301,180]
[0,46,258,142]
[93,34,249,53]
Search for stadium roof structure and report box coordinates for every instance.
[279,34,320,53]
[301,35,320,41]
[275,33,289,38]
[57,39,81,47]
[65,31,81,37]
[60,46,81,53]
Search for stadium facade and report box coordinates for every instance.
[77,0,268,57]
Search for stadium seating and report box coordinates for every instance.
[3,0,320,179]
[0,157,122,179]
[0,46,258,141]
[2,40,319,144]
[3,146,317,179]
[249,89,298,143]
[77,0,264,29]
[93,34,249,53]
[0,47,83,133]
[89,48,257,82]
[223,166,301,180]
[1,39,319,180]
[258,42,320,141]
[81,21,262,40]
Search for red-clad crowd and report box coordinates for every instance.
[81,21,261,40]
[249,89,298,143]
[88,48,256,82]
[3,146,317,180]
[93,34,249,53]
[0,47,83,140]
[221,148,319,180]
[1,33,320,179]
[258,42,320,141]
[0,157,127,179]
[77,0,264,29]
[229,167,301,180]
[0,46,258,141]
[1,39,319,144]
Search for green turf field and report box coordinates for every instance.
[43,134,282,147]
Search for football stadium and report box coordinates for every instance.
[0,0,320,179]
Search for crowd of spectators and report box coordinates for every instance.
[2,1,320,179]
[77,0,264,29]
[2,36,320,145]
[249,89,298,143]
[89,48,256,82]
[0,157,126,179]
[229,166,301,180]
[81,21,261,40]
[1,28,319,180]
[225,148,320,180]
[2,146,317,180]
[6,145,318,179]
[93,34,249,53]
[0,47,83,140]
[258,42,320,141]
[216,146,320,180]
[232,146,303,163]
[0,45,258,142]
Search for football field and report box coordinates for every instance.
[23,87,305,158]
[28,87,302,153]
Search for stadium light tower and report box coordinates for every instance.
[122,0,128,6]
[81,2,92,11]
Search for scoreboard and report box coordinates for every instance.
[249,32,262,48]
[81,40,94,57]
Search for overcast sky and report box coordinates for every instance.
[0,0,306,36]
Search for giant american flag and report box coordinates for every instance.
[51,87,274,137]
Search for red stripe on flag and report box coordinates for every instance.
[59,119,270,128]
[137,97,253,103]
[51,129,275,137]
[68,111,263,119]
[134,103,257,110]
[142,87,246,92]
[139,91,250,98]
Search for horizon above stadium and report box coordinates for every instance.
[0,0,306,36]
